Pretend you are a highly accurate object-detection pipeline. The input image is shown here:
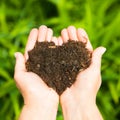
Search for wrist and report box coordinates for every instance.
[60,88,103,120]
[19,98,59,120]
[61,102,103,120]
[80,104,103,120]
[60,88,82,120]
[21,90,59,120]
[23,88,59,108]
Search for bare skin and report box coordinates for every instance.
[59,26,106,120]
[14,25,106,120]
[14,25,59,120]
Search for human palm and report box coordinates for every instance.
[14,25,105,120]
[14,25,59,106]
[59,26,106,105]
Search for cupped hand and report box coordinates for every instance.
[14,25,59,120]
[59,26,106,120]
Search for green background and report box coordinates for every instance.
[0,0,120,119]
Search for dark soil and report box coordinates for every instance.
[26,40,92,95]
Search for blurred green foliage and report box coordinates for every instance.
[0,0,120,119]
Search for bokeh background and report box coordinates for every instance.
[0,0,120,119]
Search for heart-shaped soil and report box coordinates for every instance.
[26,40,92,95]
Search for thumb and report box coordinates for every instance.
[14,52,26,73]
[90,47,106,70]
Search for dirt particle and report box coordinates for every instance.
[26,40,92,95]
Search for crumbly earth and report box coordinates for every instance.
[26,40,92,95]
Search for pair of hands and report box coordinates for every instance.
[14,25,106,120]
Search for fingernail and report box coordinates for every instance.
[14,52,20,58]
[14,52,18,58]
[101,47,106,55]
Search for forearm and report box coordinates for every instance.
[62,103,103,120]
[61,92,103,120]
[61,100,82,120]
[19,103,58,120]
[80,104,103,120]
[60,91,82,120]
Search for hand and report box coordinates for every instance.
[14,25,59,120]
[59,26,106,120]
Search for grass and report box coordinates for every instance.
[0,0,120,119]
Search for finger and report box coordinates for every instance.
[14,52,26,74]
[58,36,63,46]
[77,28,88,43]
[25,28,38,60]
[46,28,53,42]
[90,47,106,71]
[77,28,93,51]
[67,26,78,41]
[86,40,93,52]
[38,25,47,42]
[61,28,69,43]
[51,36,58,46]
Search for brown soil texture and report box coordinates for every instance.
[26,40,92,95]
